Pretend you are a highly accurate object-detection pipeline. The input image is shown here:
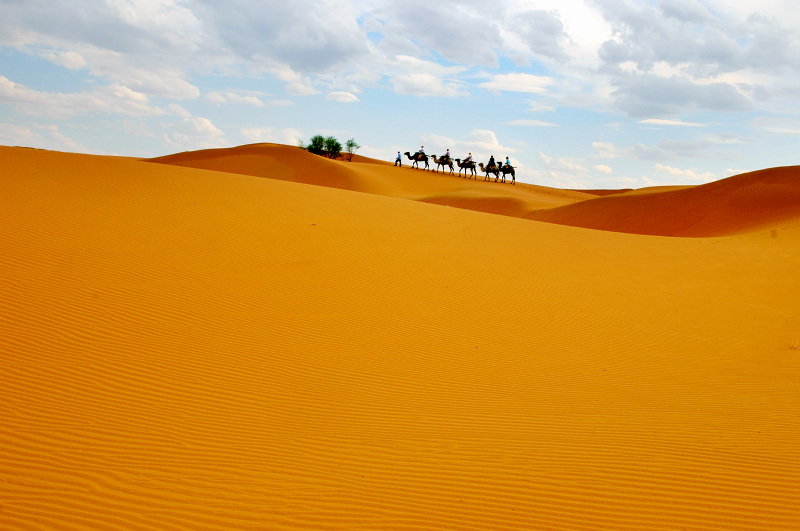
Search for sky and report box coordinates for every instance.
[2,0,800,188]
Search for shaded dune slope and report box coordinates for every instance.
[528,167,800,236]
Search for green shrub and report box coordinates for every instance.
[324,136,342,159]
[345,138,361,161]
[307,134,325,156]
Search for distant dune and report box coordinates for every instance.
[530,167,800,236]
[2,143,799,530]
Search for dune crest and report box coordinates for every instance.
[148,143,593,217]
[528,166,800,236]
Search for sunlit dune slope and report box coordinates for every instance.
[2,145,800,530]
[148,143,593,216]
[528,166,800,236]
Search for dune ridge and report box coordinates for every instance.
[148,143,594,217]
[528,166,800,236]
[2,145,800,529]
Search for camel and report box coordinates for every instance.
[497,164,516,184]
[454,158,477,178]
[404,151,429,170]
[431,154,454,174]
[478,162,500,182]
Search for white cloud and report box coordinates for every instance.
[463,129,516,156]
[479,73,554,94]
[326,91,359,103]
[538,151,587,172]
[167,103,192,118]
[593,164,613,174]
[653,163,717,183]
[592,141,619,159]
[527,100,557,112]
[640,118,706,127]
[0,76,164,117]
[43,50,86,70]
[205,91,265,107]
[164,116,227,150]
[0,122,88,153]
[751,116,800,135]
[390,73,465,98]
[240,127,302,145]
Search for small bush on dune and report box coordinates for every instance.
[345,138,361,161]
[301,134,358,161]
[307,135,326,156]
[324,136,342,160]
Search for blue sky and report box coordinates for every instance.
[2,0,800,188]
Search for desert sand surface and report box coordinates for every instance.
[2,143,799,529]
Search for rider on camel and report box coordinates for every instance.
[488,155,496,170]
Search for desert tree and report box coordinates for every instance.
[345,138,361,161]
[307,134,326,156]
[324,136,342,159]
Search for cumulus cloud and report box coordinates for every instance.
[240,127,302,145]
[538,151,587,172]
[386,55,468,97]
[514,10,570,64]
[593,136,734,162]
[640,118,706,127]
[592,141,619,159]
[0,122,88,153]
[594,0,800,117]
[751,116,800,135]
[326,91,360,103]
[463,129,516,156]
[43,50,87,70]
[593,164,613,174]
[611,74,752,117]
[653,163,717,183]
[0,76,164,117]
[415,130,515,162]
[374,0,502,67]
[479,73,554,94]
[205,91,265,107]
[390,73,465,98]
[164,116,227,150]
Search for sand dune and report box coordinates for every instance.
[148,143,594,215]
[2,144,799,529]
[529,167,800,236]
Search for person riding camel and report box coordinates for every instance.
[417,145,425,158]
[488,155,496,170]
[444,148,451,162]
[465,152,472,162]
[505,156,510,169]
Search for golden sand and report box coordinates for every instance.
[2,144,799,529]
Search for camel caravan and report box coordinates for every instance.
[398,146,516,184]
